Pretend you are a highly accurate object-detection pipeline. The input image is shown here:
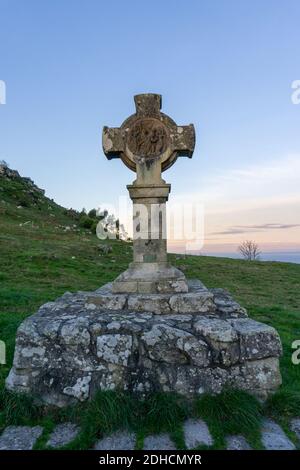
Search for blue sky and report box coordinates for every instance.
[0,0,300,252]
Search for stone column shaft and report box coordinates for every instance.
[128,183,170,265]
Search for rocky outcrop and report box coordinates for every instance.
[0,163,20,179]
[0,164,45,194]
[6,280,282,407]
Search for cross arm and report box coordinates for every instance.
[173,124,196,158]
[102,126,124,160]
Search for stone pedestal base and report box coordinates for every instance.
[6,280,282,407]
[112,262,188,294]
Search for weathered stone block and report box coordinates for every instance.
[112,281,138,294]
[169,292,215,314]
[96,334,133,366]
[230,357,282,399]
[63,375,92,402]
[187,279,208,292]
[211,289,248,318]
[225,435,251,450]
[194,317,237,342]
[290,418,300,440]
[13,345,47,369]
[94,431,136,450]
[261,419,295,450]
[85,294,127,310]
[194,317,239,365]
[128,294,171,314]
[47,423,80,448]
[230,318,282,360]
[177,335,211,367]
[183,419,213,449]
[112,265,189,295]
[156,279,189,294]
[142,324,210,367]
[0,426,43,450]
[61,319,90,346]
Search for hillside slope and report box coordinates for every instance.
[0,164,130,312]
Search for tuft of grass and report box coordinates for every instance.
[83,390,135,434]
[265,389,300,418]
[195,389,263,437]
[67,391,136,449]
[0,390,43,430]
[139,392,190,435]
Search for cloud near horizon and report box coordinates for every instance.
[211,223,300,236]
[169,153,300,248]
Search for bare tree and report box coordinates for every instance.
[238,240,261,261]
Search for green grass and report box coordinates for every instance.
[0,171,300,449]
[194,389,263,449]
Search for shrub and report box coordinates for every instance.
[63,208,79,219]
[17,197,30,208]
[79,216,94,229]
[88,209,97,219]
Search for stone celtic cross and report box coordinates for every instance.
[6,95,282,406]
[102,94,195,294]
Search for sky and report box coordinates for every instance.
[0,0,300,255]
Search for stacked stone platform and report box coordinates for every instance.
[6,279,282,406]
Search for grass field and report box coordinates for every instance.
[0,170,300,449]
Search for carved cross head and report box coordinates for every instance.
[102,94,195,182]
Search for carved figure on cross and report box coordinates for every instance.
[103,94,195,185]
